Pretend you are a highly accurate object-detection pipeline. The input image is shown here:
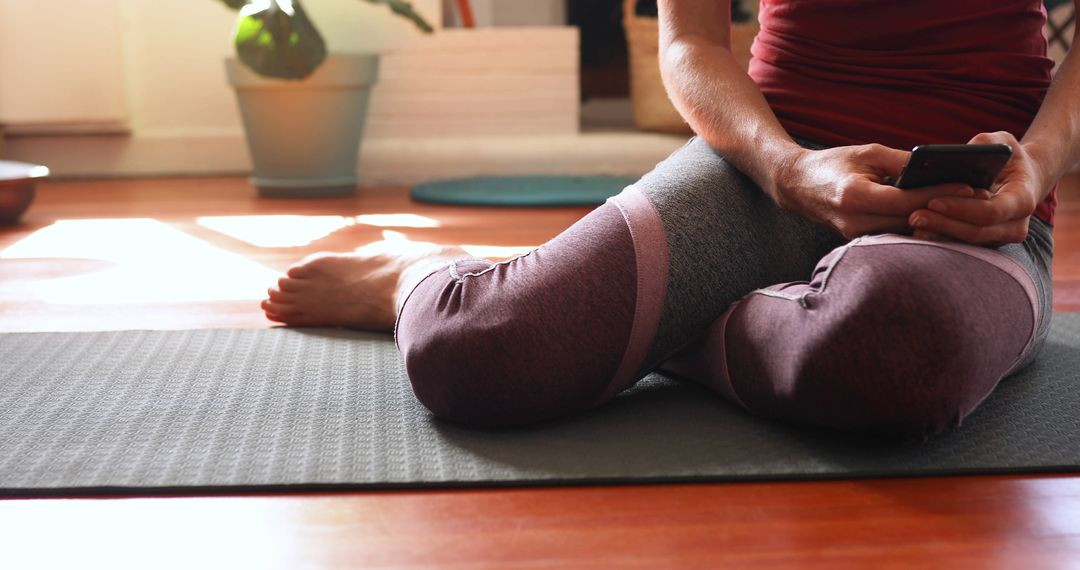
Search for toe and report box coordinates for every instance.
[267,286,296,302]
[261,299,295,318]
[277,276,306,292]
[286,265,311,279]
[263,307,318,327]
[264,311,289,324]
[261,299,334,328]
[286,252,334,278]
[265,312,308,326]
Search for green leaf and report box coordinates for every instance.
[234,0,327,80]
[219,0,249,11]
[362,0,434,33]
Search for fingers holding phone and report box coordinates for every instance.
[904,132,1045,245]
[892,143,1012,191]
[775,143,977,240]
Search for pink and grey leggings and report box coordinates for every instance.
[395,138,1054,438]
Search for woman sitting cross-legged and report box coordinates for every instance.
[263,0,1080,438]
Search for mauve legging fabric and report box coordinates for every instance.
[396,137,1054,438]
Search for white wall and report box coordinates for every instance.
[119,0,239,136]
[0,0,442,134]
[0,0,128,127]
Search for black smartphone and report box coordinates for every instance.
[893,144,1013,190]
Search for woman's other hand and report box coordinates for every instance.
[908,132,1045,246]
[773,143,976,240]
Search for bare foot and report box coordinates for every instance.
[262,235,467,331]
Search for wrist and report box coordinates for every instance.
[764,144,810,208]
[1020,140,1063,197]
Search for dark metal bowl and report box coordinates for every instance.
[0,160,49,225]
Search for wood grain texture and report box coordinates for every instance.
[1,173,1079,568]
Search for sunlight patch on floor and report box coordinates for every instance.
[378,230,536,260]
[197,214,440,248]
[0,499,302,569]
[0,218,279,304]
[355,213,440,229]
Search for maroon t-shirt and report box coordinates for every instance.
[750,0,1057,224]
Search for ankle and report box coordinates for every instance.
[394,256,452,312]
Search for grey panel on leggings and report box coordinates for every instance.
[633,137,845,371]
[1,319,1078,495]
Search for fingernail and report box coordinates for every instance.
[911,215,928,228]
[928,200,947,213]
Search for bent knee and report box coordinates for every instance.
[724,240,1037,437]
[395,268,634,428]
[399,322,619,427]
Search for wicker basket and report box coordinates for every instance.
[623,0,758,134]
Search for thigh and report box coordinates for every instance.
[634,137,845,372]
[702,230,1052,437]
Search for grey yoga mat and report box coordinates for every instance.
[2,316,1079,496]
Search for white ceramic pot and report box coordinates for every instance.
[226,54,379,197]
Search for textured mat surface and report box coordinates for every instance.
[411,176,637,207]
[2,316,1079,495]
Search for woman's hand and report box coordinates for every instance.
[908,132,1046,246]
[773,143,976,240]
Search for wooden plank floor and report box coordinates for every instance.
[1,175,1079,568]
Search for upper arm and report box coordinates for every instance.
[657,0,732,49]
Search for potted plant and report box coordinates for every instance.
[219,0,433,197]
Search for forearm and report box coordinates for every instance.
[1022,32,1080,197]
[658,4,803,202]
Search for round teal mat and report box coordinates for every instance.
[411,176,637,207]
